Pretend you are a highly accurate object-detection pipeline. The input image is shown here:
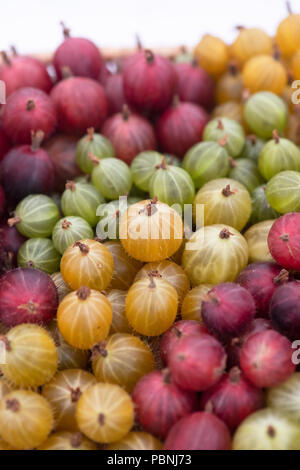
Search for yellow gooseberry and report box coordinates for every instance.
[242,55,287,95]
[37,431,98,450]
[181,284,213,322]
[216,63,244,103]
[276,4,300,57]
[104,241,143,290]
[194,34,229,76]
[231,27,272,66]
[291,49,300,79]
[107,431,163,450]
[106,289,132,334]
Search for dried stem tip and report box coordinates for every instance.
[76,286,91,300]
[172,94,180,107]
[217,118,224,130]
[65,180,76,191]
[162,368,171,384]
[86,127,95,141]
[219,228,234,239]
[272,129,280,143]
[60,21,71,38]
[229,366,241,383]
[218,133,229,147]
[26,99,35,111]
[70,387,82,403]
[98,413,105,425]
[145,49,154,64]
[7,216,21,227]
[62,219,72,230]
[273,269,289,285]
[1,51,11,66]
[70,432,83,448]
[91,341,108,360]
[122,104,131,121]
[247,134,257,146]
[156,156,167,170]
[6,398,20,412]
[222,184,235,197]
[31,130,45,151]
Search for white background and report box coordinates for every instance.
[0,0,296,54]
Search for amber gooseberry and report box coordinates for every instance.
[107,431,163,450]
[276,4,300,57]
[134,260,190,304]
[91,333,155,392]
[125,276,178,336]
[50,272,71,302]
[291,50,300,79]
[239,134,266,162]
[229,158,265,193]
[216,62,244,104]
[0,439,16,450]
[203,117,245,158]
[60,239,114,291]
[0,377,15,402]
[131,151,163,192]
[244,220,274,263]
[119,199,183,262]
[265,170,300,213]
[17,238,61,274]
[37,431,98,450]
[96,197,139,241]
[182,139,230,189]
[104,241,143,290]
[57,287,112,349]
[0,324,58,387]
[242,55,287,95]
[0,390,53,450]
[258,130,300,180]
[91,156,132,200]
[61,181,105,227]
[243,91,288,139]
[76,383,134,443]
[181,284,213,322]
[106,289,132,334]
[8,194,60,238]
[75,127,115,174]
[182,224,248,286]
[250,186,278,225]
[194,34,229,76]
[42,369,97,431]
[52,217,94,255]
[231,27,272,66]
[193,178,251,231]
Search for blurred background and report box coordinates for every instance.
[0,0,291,53]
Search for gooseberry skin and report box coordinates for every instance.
[101,106,157,164]
[243,91,288,139]
[174,62,215,110]
[123,50,177,113]
[266,171,300,213]
[106,290,132,334]
[57,287,112,350]
[107,431,163,451]
[216,64,244,104]
[120,199,183,262]
[181,284,213,322]
[42,369,98,432]
[164,411,231,451]
[194,34,229,76]
[9,194,60,238]
[237,262,288,318]
[0,127,11,163]
[0,324,58,387]
[105,241,143,291]
[193,178,251,232]
[60,239,114,291]
[2,87,57,144]
[258,136,300,181]
[229,158,265,193]
[240,330,295,388]
[231,27,272,66]
[125,277,178,336]
[156,100,209,157]
[160,320,208,365]
[132,369,198,439]
[130,151,163,192]
[17,238,61,274]
[0,268,58,326]
[75,128,114,174]
[61,181,105,227]
[276,10,300,58]
[267,213,300,270]
[244,220,275,263]
[91,157,133,200]
[202,283,256,342]
[242,55,287,95]
[92,333,155,392]
[0,390,53,450]
[52,216,94,255]
[169,334,226,391]
[76,383,134,444]
[50,273,71,303]
[182,141,230,189]
[37,431,98,450]
[0,222,25,266]
[266,372,300,421]
[269,281,300,341]
[182,224,248,286]
[240,135,266,162]
[203,117,245,158]
[104,73,126,115]
[250,185,278,225]
[50,77,107,135]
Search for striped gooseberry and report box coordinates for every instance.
[52,216,94,255]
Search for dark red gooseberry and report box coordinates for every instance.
[0,222,25,265]
[0,51,52,96]
[156,97,209,157]
[123,50,177,114]
[101,105,156,164]
[2,87,57,144]
[0,185,5,217]
[160,319,208,365]
[240,329,295,388]
[164,412,231,450]
[0,130,55,202]
[200,367,264,432]
[168,334,226,391]
[104,73,126,115]
[269,281,300,340]
[98,63,112,86]
[44,134,81,192]
[0,127,11,162]
[53,25,104,80]
[237,262,289,318]
[0,268,58,326]
[201,283,256,342]
[174,62,215,111]
[50,76,107,135]
[132,369,198,439]
[268,213,300,270]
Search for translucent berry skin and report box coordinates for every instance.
[202,283,256,342]
[160,320,208,365]
[240,330,295,388]
[267,213,300,270]
[164,411,231,450]
[132,370,198,439]
[200,367,264,432]
[237,262,289,318]
[174,62,215,110]
[105,241,143,291]
[168,334,226,391]
[107,431,163,450]
[269,281,300,341]
[0,268,58,326]
[37,431,98,450]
